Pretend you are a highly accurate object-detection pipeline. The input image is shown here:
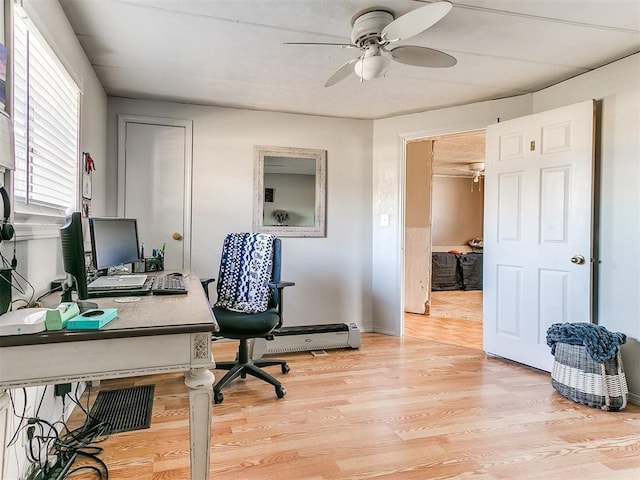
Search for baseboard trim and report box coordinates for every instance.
[627,392,639,406]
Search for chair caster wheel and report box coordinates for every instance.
[214,391,224,404]
[282,364,290,374]
[275,386,286,399]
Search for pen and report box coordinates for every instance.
[141,243,145,258]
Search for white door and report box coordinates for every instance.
[483,100,595,372]
[118,116,193,271]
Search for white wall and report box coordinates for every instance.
[371,53,640,400]
[106,98,373,331]
[431,176,484,249]
[2,1,108,478]
[371,95,533,335]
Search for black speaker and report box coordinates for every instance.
[0,268,11,314]
[0,186,14,242]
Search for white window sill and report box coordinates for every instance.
[14,223,61,241]
[12,203,69,241]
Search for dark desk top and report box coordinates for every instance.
[0,272,218,348]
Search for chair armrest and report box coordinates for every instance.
[270,281,295,289]
[200,278,216,301]
[269,281,295,328]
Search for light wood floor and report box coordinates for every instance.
[67,333,640,479]
[405,290,483,350]
[429,290,483,323]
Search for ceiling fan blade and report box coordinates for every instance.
[284,42,357,49]
[381,1,453,43]
[324,58,359,87]
[390,45,457,68]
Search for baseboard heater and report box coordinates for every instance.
[252,322,361,359]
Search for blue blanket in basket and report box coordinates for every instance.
[546,322,626,361]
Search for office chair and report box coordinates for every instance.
[202,233,294,404]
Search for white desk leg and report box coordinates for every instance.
[184,367,215,480]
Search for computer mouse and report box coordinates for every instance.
[168,272,183,277]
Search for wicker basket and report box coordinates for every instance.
[551,342,628,411]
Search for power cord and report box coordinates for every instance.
[36,284,63,304]
[6,388,28,447]
[0,250,38,309]
[7,385,111,479]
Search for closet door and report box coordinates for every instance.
[118,115,193,271]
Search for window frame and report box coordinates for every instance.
[10,5,82,229]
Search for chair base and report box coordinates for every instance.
[213,338,289,404]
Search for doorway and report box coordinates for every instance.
[404,130,485,349]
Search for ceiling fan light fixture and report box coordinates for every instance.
[354,50,390,80]
[469,162,484,186]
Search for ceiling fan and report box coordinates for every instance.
[467,162,485,183]
[443,162,485,180]
[448,162,485,191]
[286,1,457,87]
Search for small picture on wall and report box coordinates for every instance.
[264,187,274,203]
[82,173,92,199]
[82,199,91,217]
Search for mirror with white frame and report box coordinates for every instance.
[253,145,326,237]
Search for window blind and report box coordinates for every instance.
[13,10,80,211]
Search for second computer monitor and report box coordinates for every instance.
[89,217,141,272]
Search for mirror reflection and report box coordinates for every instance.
[253,146,326,237]
[263,156,315,227]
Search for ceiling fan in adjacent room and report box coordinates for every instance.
[285,1,457,87]
[467,162,485,184]
[459,162,485,191]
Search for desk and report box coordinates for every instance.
[0,273,218,480]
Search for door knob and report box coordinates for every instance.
[172,232,183,241]
[570,255,586,265]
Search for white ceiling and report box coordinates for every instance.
[59,0,640,120]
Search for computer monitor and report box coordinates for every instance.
[60,212,96,312]
[89,217,141,273]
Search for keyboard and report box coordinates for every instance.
[151,274,188,295]
[87,278,153,298]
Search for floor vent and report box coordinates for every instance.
[89,384,155,434]
[252,323,361,359]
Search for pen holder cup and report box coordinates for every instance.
[132,260,146,273]
[144,256,164,272]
